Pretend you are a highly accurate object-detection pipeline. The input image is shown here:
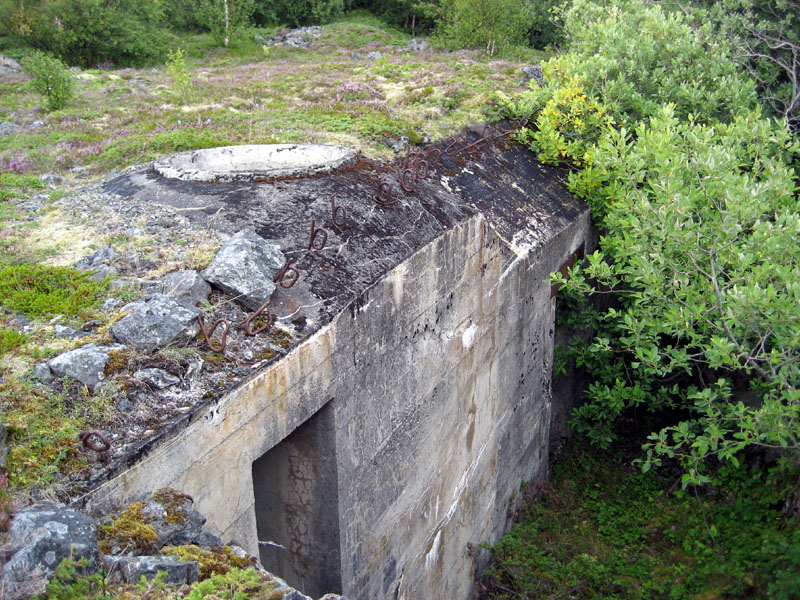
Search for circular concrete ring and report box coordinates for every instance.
[153,144,358,183]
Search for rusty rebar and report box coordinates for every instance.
[274,258,300,289]
[80,430,111,453]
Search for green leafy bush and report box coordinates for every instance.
[0,263,107,317]
[166,47,192,101]
[20,51,74,112]
[437,0,530,55]
[499,0,800,485]
[0,328,27,356]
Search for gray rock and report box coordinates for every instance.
[133,368,180,390]
[138,488,216,549]
[387,135,409,152]
[350,51,362,60]
[406,38,430,52]
[116,396,132,412]
[47,343,123,391]
[159,270,211,308]
[522,65,545,86]
[202,229,284,311]
[40,173,63,188]
[33,361,54,383]
[365,51,382,61]
[75,245,119,271]
[87,264,118,282]
[284,34,311,49]
[0,121,21,137]
[54,324,91,339]
[29,120,44,130]
[2,502,99,592]
[101,297,123,311]
[0,55,22,76]
[102,555,199,585]
[0,423,7,469]
[111,294,200,352]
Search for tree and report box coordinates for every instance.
[197,0,255,47]
[0,0,167,67]
[678,0,800,131]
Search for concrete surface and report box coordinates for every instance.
[153,144,358,183]
[84,128,592,600]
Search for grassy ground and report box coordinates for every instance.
[478,436,800,599]
[0,12,542,177]
[0,12,543,501]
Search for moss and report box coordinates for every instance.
[97,501,157,555]
[260,349,276,360]
[103,348,130,375]
[150,487,190,525]
[161,545,255,580]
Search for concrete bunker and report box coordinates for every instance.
[252,401,341,598]
[85,128,592,600]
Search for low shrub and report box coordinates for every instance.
[20,51,74,112]
[0,263,107,317]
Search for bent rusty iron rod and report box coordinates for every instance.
[242,299,274,336]
[197,315,231,353]
[274,258,300,289]
[80,430,111,453]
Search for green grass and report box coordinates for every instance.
[0,263,107,317]
[480,438,800,599]
[0,328,27,356]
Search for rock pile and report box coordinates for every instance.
[0,488,348,600]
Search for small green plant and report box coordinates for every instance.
[166,48,192,102]
[0,328,27,356]
[0,264,108,317]
[20,51,74,112]
[39,555,110,600]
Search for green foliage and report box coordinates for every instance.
[348,0,442,33]
[2,380,87,489]
[437,0,529,55]
[499,0,800,485]
[481,438,800,599]
[20,51,73,111]
[166,47,192,101]
[196,0,255,47]
[0,328,27,356]
[0,0,168,67]
[0,263,107,317]
[524,0,567,49]
[184,568,272,599]
[687,0,800,127]
[263,0,345,27]
[39,556,110,600]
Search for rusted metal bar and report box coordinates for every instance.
[242,299,274,336]
[80,430,111,453]
[331,195,346,228]
[197,315,231,353]
[274,258,300,289]
[307,219,328,251]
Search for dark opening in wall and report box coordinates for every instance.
[252,401,342,597]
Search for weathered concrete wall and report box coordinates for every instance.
[85,129,591,600]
